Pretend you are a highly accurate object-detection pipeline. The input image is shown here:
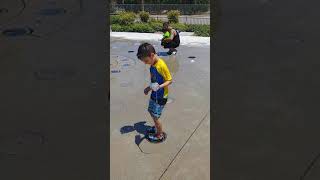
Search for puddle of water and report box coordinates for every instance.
[157,51,169,56]
[122,63,131,67]
[110,55,136,72]
[165,54,180,75]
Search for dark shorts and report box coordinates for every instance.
[161,40,180,49]
[148,98,167,119]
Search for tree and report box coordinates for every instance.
[141,0,144,11]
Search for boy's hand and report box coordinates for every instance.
[144,87,151,95]
[150,83,160,91]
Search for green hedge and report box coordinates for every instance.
[167,10,180,23]
[110,15,120,24]
[131,23,154,33]
[171,23,188,32]
[112,23,154,33]
[149,18,164,24]
[117,11,136,25]
[111,21,210,37]
[111,24,134,32]
[148,22,163,32]
[139,11,150,23]
[187,24,210,36]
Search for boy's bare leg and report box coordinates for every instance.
[152,116,163,136]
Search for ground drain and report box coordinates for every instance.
[128,50,134,53]
[111,70,121,73]
[2,27,33,37]
[188,56,196,59]
[38,8,66,16]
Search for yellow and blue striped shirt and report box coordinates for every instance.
[150,58,172,99]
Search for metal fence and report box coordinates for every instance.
[110,4,210,15]
[149,16,210,25]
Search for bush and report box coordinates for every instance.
[187,24,210,37]
[131,23,154,33]
[149,21,163,32]
[139,11,150,23]
[149,18,163,24]
[110,15,120,24]
[111,24,133,32]
[167,10,180,23]
[171,23,188,32]
[117,11,136,25]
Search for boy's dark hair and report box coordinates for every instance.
[136,43,156,60]
[163,22,169,31]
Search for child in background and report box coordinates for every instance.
[161,22,180,55]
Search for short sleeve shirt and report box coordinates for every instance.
[150,58,172,99]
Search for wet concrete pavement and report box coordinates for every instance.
[110,38,210,180]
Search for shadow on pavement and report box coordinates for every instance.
[120,121,152,146]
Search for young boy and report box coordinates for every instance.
[137,43,173,143]
[161,22,180,55]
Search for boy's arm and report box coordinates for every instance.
[159,80,172,88]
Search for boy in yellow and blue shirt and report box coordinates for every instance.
[137,43,172,143]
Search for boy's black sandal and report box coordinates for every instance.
[146,132,167,143]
